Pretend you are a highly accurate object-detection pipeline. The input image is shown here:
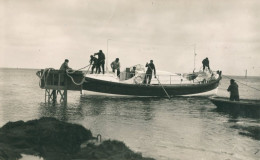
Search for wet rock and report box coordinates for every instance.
[0,117,155,160]
[74,140,154,160]
[0,117,93,159]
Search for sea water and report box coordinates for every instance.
[0,68,260,160]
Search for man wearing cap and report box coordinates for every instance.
[110,58,120,77]
[94,50,106,74]
[143,60,156,84]
[60,59,72,71]
[227,79,239,101]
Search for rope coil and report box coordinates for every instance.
[36,68,55,87]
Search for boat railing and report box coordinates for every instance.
[122,72,197,84]
[135,71,220,85]
[155,74,199,85]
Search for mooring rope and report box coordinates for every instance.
[222,75,260,92]
[66,63,92,86]
[66,70,87,86]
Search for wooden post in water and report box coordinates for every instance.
[63,73,68,105]
[64,90,67,105]
[52,90,57,103]
[45,89,47,103]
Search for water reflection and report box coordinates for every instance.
[213,107,260,119]
[211,103,260,144]
[80,95,107,116]
[231,125,260,141]
[36,95,260,160]
[80,95,158,121]
[38,100,84,122]
[38,95,162,122]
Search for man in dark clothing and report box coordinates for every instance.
[227,79,239,101]
[202,57,210,71]
[59,59,72,71]
[143,60,156,84]
[130,66,136,78]
[89,55,98,74]
[59,59,72,86]
[94,50,106,74]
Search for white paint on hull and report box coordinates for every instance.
[181,87,218,97]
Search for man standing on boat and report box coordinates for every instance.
[202,57,210,72]
[89,55,98,74]
[143,60,156,84]
[110,58,121,77]
[130,66,136,78]
[60,59,72,71]
[94,50,106,74]
[227,79,240,101]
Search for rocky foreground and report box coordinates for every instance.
[0,117,154,160]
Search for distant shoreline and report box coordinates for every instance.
[0,67,44,70]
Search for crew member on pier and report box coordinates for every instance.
[60,59,72,71]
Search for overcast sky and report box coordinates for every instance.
[1,0,259,76]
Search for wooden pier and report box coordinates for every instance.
[37,69,85,104]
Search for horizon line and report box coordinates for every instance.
[0,67,259,77]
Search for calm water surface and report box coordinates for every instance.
[0,68,260,160]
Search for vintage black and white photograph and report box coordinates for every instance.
[0,0,260,160]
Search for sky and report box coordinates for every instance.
[1,0,260,76]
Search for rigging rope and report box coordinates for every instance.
[222,75,260,92]
[146,63,171,99]
[75,64,91,71]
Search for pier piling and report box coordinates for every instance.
[37,69,84,104]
